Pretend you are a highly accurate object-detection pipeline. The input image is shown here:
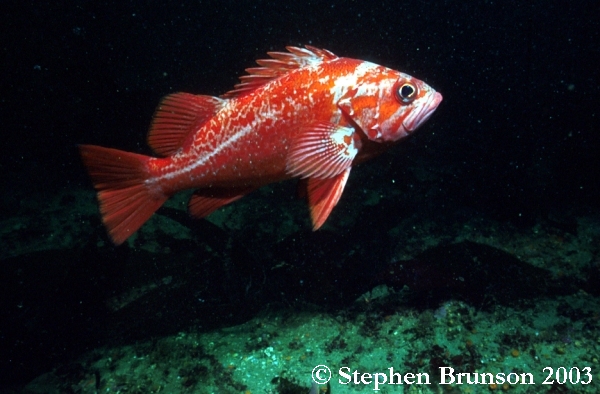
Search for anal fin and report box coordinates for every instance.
[188,187,255,218]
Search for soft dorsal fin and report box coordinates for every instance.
[147,93,225,156]
[222,45,338,99]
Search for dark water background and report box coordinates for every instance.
[1,0,598,389]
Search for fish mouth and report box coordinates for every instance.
[403,91,443,132]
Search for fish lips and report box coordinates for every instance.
[403,91,443,132]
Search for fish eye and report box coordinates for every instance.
[395,82,417,104]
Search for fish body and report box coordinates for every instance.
[80,46,442,244]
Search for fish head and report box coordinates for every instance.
[337,64,442,142]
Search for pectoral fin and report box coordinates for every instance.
[286,123,358,179]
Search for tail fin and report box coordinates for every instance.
[79,145,169,245]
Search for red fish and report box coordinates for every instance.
[80,46,442,245]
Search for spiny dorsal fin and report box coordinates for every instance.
[222,45,338,99]
[147,93,225,156]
